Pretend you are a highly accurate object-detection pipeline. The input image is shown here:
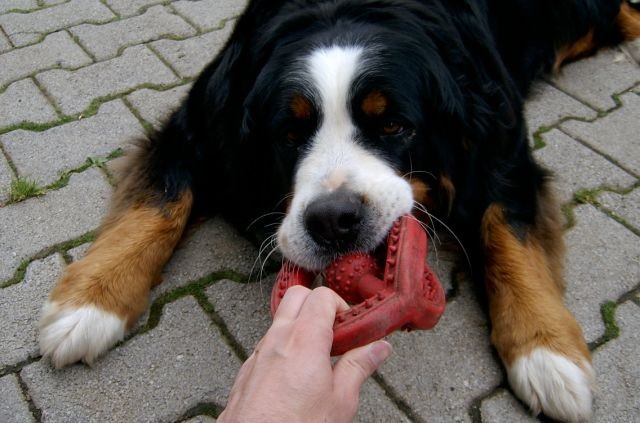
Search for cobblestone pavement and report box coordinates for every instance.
[0,1,639,422]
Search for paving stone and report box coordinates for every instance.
[184,417,216,423]
[621,38,640,65]
[598,188,640,230]
[0,29,12,54]
[561,92,640,175]
[0,79,57,128]
[0,150,13,204]
[126,83,191,129]
[0,374,35,423]
[552,48,640,110]
[205,279,409,422]
[104,0,166,17]
[71,5,196,61]
[0,168,111,283]
[592,302,640,421]
[564,205,640,344]
[151,218,257,302]
[0,0,115,47]
[66,242,91,262]
[0,254,65,369]
[524,81,597,140]
[2,100,143,186]
[534,129,636,204]
[36,44,178,115]
[480,389,538,423]
[0,0,36,14]
[173,0,247,31]
[151,22,233,78]
[0,31,91,88]
[376,282,502,422]
[21,297,241,423]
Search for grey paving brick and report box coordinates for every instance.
[205,279,272,354]
[0,374,35,423]
[592,302,640,421]
[552,48,640,110]
[151,218,257,302]
[0,150,13,204]
[151,21,233,78]
[524,82,597,140]
[173,0,247,31]
[565,205,640,344]
[0,0,115,47]
[621,38,640,65]
[376,282,502,422]
[204,279,409,422]
[105,0,166,17]
[534,129,636,204]
[36,44,178,115]
[0,29,12,54]
[0,31,91,88]
[21,297,241,423]
[480,389,538,423]
[2,100,143,185]
[66,242,90,262]
[561,92,640,175]
[0,0,36,14]
[0,168,111,283]
[598,188,640,230]
[0,254,65,368]
[0,79,57,128]
[126,83,191,129]
[71,5,196,61]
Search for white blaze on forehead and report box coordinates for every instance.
[307,46,363,129]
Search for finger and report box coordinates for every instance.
[296,286,350,328]
[272,285,312,323]
[333,340,392,399]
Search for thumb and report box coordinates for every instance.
[333,340,392,398]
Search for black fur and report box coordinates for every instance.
[136,0,626,257]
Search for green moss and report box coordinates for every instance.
[600,301,620,342]
[9,177,43,202]
[573,188,600,205]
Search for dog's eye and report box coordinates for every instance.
[287,130,301,145]
[381,121,404,135]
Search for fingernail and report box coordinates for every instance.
[369,340,393,366]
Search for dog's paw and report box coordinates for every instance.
[39,301,126,368]
[508,347,594,423]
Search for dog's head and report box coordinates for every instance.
[191,1,522,270]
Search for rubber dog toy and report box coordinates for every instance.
[271,214,446,356]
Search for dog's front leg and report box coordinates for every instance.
[481,201,593,422]
[38,152,193,368]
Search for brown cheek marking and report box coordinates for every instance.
[481,203,590,370]
[291,95,312,120]
[439,174,456,215]
[617,2,640,40]
[409,178,431,206]
[554,29,596,72]
[49,190,193,327]
[361,91,387,116]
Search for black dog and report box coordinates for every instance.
[39,1,640,421]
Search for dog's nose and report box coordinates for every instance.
[304,190,364,248]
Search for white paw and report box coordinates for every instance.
[39,302,126,368]
[508,347,594,422]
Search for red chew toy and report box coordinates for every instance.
[270,214,446,355]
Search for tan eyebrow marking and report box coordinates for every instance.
[361,90,387,116]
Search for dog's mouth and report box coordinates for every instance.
[271,213,446,355]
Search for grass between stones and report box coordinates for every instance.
[8,177,42,202]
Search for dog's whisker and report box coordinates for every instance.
[246,211,286,231]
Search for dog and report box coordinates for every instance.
[38,0,640,421]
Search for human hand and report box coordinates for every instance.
[218,286,393,423]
